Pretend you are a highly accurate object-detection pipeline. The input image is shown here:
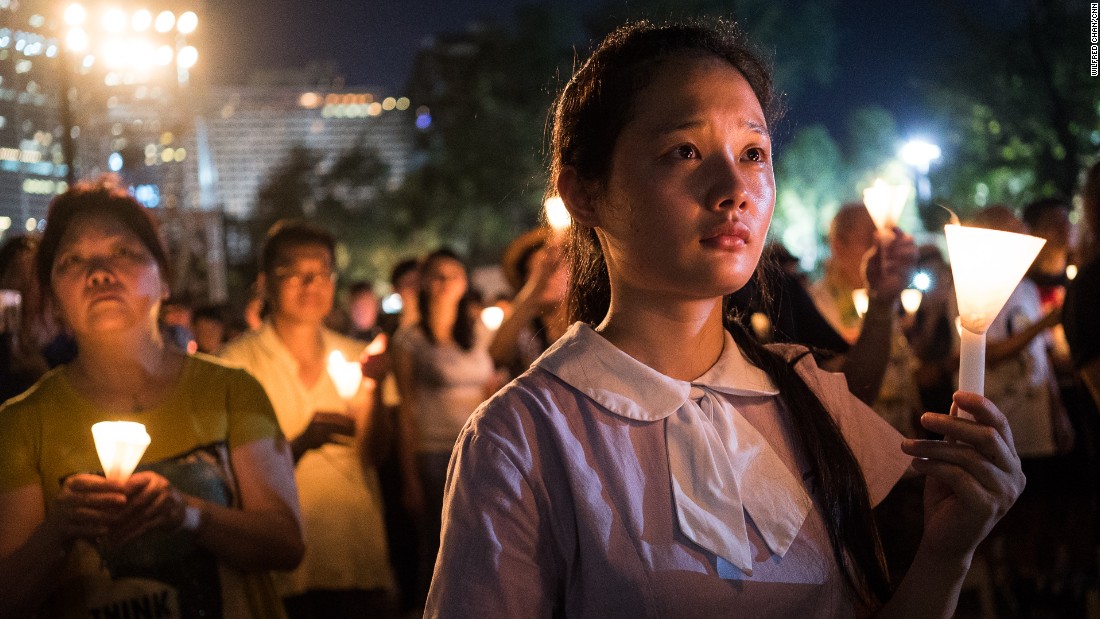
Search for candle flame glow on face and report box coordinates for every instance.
[944,224,1045,334]
[327,350,363,401]
[91,421,150,483]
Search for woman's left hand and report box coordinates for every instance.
[900,392,1025,562]
[110,471,189,544]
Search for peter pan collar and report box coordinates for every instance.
[535,322,778,422]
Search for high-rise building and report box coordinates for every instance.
[0,0,70,241]
[203,84,414,221]
[200,81,416,276]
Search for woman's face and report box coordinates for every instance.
[422,256,468,306]
[50,213,166,338]
[594,54,775,301]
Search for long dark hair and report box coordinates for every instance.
[417,248,476,351]
[551,19,890,608]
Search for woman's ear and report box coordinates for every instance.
[557,166,600,229]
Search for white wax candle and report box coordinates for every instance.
[958,328,986,400]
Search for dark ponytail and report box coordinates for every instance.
[725,295,890,607]
[553,19,890,608]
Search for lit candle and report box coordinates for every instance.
[900,289,923,314]
[544,196,572,232]
[851,288,869,318]
[862,178,909,239]
[327,350,363,401]
[91,421,150,483]
[944,223,1045,397]
[749,312,772,341]
[363,332,387,358]
[481,305,505,331]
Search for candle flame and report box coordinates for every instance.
[327,350,363,401]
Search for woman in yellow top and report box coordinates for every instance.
[0,177,304,618]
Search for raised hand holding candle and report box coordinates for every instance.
[327,350,363,402]
[944,223,1045,398]
[862,178,909,240]
[91,421,150,483]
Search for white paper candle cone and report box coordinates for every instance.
[945,223,1045,402]
[945,224,1045,334]
[900,289,923,314]
[91,421,150,483]
[364,333,387,357]
[327,350,363,401]
[480,305,505,331]
[851,288,869,318]
[863,179,909,236]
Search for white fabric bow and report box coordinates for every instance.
[666,386,813,575]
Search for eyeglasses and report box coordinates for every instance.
[273,267,337,287]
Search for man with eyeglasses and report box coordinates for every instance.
[220,220,396,618]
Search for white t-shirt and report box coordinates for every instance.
[220,322,394,595]
[985,279,1057,458]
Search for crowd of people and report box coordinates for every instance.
[0,16,1098,619]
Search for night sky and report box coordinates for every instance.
[205,0,965,138]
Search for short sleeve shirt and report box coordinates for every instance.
[0,354,286,619]
[425,323,910,617]
[392,322,496,454]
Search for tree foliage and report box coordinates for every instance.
[924,0,1100,215]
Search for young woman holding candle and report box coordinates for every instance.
[0,177,304,618]
[425,20,1024,616]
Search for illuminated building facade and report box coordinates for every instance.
[203,84,415,222]
[0,0,69,240]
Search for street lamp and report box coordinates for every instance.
[57,3,199,183]
[899,138,941,231]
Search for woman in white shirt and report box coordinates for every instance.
[426,19,1024,617]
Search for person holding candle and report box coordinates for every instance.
[966,205,1080,606]
[490,228,571,379]
[391,248,497,607]
[219,219,396,618]
[425,20,1024,616]
[0,177,304,618]
[810,203,923,439]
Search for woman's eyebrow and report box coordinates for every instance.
[655,119,705,136]
[654,118,770,138]
[743,119,770,137]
